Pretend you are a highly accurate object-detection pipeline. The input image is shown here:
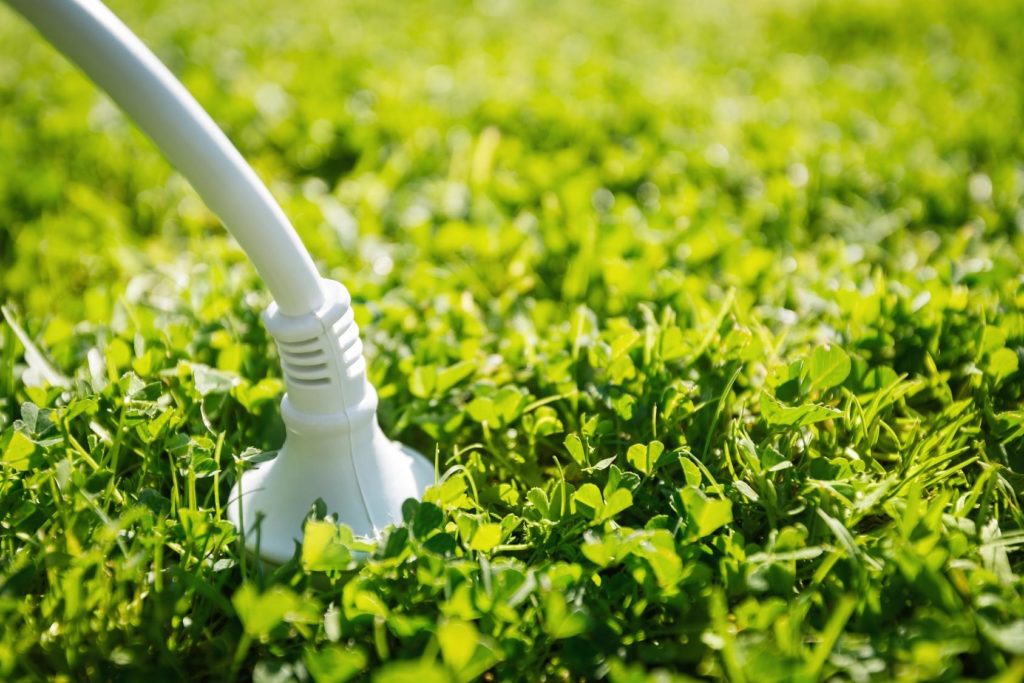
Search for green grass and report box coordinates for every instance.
[2,0,1024,679]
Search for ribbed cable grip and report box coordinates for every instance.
[263,279,378,431]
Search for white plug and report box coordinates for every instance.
[7,0,435,562]
[229,279,434,562]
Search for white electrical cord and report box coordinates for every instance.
[6,0,324,316]
[5,0,434,562]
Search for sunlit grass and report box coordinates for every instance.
[1,0,1022,679]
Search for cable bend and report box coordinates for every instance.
[5,0,326,315]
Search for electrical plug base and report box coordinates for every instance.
[227,279,434,563]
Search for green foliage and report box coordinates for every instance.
[805,345,851,393]
[2,0,1024,680]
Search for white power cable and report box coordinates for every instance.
[5,0,434,562]
[6,0,325,316]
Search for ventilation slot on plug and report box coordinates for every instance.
[287,375,332,387]
[281,360,332,386]
[283,360,329,375]
[278,337,320,352]
[280,347,322,360]
[277,337,331,387]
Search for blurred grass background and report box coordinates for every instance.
[2,0,1022,322]
[1,0,1024,680]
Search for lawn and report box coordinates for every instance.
[1,0,1023,680]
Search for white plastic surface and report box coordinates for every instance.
[6,0,323,315]
[228,279,435,563]
[230,421,435,563]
